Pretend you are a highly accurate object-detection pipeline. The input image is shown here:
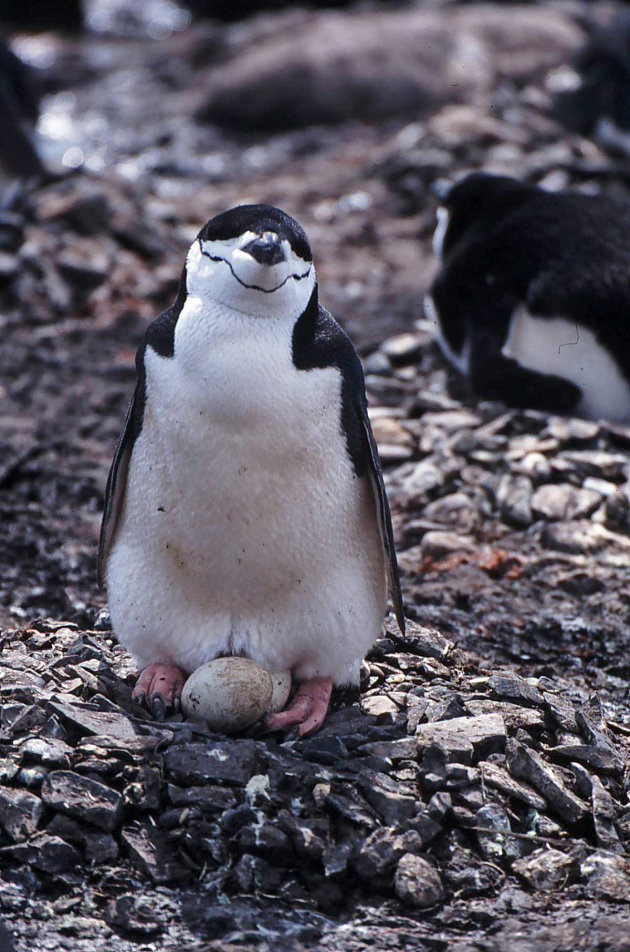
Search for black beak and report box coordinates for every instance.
[242,231,285,265]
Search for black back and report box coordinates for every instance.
[430,173,630,409]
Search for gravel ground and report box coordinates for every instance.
[1,3,629,949]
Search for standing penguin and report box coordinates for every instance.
[426,172,630,422]
[99,205,404,735]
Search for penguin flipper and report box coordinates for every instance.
[358,399,406,636]
[97,383,140,586]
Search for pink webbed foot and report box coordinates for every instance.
[268,675,333,736]
[132,663,187,721]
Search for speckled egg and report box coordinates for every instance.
[181,658,290,734]
[269,669,292,713]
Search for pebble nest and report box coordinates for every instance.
[1,1,630,949]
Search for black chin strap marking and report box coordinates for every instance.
[198,239,311,293]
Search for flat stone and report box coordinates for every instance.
[487,673,543,706]
[0,787,44,842]
[581,852,630,902]
[4,833,81,875]
[497,474,533,526]
[479,761,546,811]
[49,699,139,740]
[167,784,237,812]
[122,823,189,884]
[40,771,123,832]
[541,520,610,554]
[394,853,444,908]
[531,483,601,521]
[19,737,73,768]
[562,451,628,480]
[475,803,512,861]
[325,791,378,829]
[513,848,577,891]
[164,740,258,785]
[423,492,478,531]
[361,737,417,761]
[465,699,545,731]
[505,739,587,824]
[357,770,417,825]
[416,714,507,763]
[353,828,423,880]
[420,531,476,559]
[590,775,623,852]
[543,692,579,732]
[46,814,119,863]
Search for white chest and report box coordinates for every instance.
[503,306,630,423]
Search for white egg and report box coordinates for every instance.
[181,657,273,734]
[269,669,292,713]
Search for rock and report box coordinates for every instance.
[562,451,628,481]
[49,699,139,740]
[512,849,577,891]
[402,460,445,496]
[357,770,417,825]
[380,333,424,366]
[505,739,587,825]
[19,736,72,768]
[531,484,601,521]
[121,824,189,884]
[487,673,543,706]
[40,771,123,832]
[496,474,533,526]
[353,828,423,881]
[420,531,476,559]
[167,784,237,812]
[479,762,546,811]
[164,740,258,785]
[394,854,444,908]
[105,895,164,938]
[581,852,630,902]
[423,492,478,531]
[416,714,507,764]
[541,520,609,554]
[46,814,119,863]
[198,7,580,131]
[0,787,44,842]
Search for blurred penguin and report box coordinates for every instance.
[426,172,630,422]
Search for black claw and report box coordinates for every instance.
[151,694,166,721]
[173,696,181,714]
[132,692,147,710]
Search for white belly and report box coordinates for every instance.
[107,315,385,684]
[503,306,630,423]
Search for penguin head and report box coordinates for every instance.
[185,204,316,320]
[432,173,534,262]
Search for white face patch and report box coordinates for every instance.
[186,233,316,321]
[432,207,450,260]
[503,305,630,423]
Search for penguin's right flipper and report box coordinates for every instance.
[97,382,141,586]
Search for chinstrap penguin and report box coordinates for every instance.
[425,172,630,422]
[99,204,405,735]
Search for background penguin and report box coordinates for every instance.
[99,204,405,735]
[426,172,630,422]
[550,10,630,155]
